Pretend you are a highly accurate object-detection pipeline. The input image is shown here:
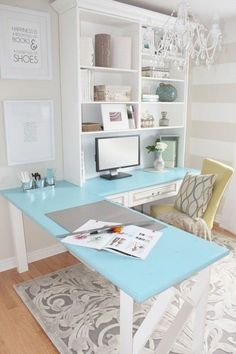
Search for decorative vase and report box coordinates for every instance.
[95,34,111,67]
[159,111,169,126]
[153,150,165,171]
[156,83,177,102]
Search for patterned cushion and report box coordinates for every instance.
[174,173,216,219]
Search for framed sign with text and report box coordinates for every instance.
[0,5,52,80]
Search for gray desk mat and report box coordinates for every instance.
[46,200,165,232]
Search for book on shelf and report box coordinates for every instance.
[127,104,136,129]
[142,94,159,102]
[142,66,169,72]
[142,65,170,79]
[61,219,163,260]
[142,70,170,78]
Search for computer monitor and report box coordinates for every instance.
[95,135,140,180]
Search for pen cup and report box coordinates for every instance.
[22,179,33,192]
[46,168,55,186]
[36,178,45,189]
[46,176,55,186]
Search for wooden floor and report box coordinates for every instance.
[0,252,78,354]
[0,226,235,354]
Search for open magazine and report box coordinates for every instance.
[61,219,162,260]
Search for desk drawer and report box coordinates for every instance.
[129,183,178,207]
[105,193,129,207]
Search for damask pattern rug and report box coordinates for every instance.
[14,233,236,354]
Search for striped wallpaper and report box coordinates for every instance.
[185,18,236,170]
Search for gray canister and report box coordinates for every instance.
[95,34,111,67]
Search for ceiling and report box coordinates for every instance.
[115,0,236,24]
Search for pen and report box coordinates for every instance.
[56,221,154,239]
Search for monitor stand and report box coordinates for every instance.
[100,169,132,180]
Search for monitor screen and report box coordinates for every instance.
[95,135,140,179]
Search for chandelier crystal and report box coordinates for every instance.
[156,1,223,70]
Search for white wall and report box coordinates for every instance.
[185,17,236,229]
[0,0,64,270]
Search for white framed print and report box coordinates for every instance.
[142,26,155,54]
[0,5,52,80]
[101,104,129,131]
[3,100,55,165]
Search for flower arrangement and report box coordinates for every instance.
[146,140,168,153]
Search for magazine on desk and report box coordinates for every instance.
[61,219,162,260]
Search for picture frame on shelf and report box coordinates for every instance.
[160,135,179,168]
[142,26,155,54]
[0,5,52,80]
[101,104,129,131]
[3,100,54,165]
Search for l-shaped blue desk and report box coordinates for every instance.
[1,168,228,354]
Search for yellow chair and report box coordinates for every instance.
[150,159,234,239]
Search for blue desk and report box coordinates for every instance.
[82,167,196,197]
[2,181,102,236]
[1,169,228,353]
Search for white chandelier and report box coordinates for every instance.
[156,1,223,70]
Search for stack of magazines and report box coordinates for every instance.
[61,219,163,260]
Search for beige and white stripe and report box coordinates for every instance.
[186,17,236,170]
[185,18,236,229]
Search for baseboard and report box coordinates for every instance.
[214,213,223,226]
[0,243,66,272]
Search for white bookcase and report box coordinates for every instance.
[52,0,189,186]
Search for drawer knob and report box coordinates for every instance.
[152,191,161,197]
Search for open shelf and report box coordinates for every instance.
[81,126,184,135]
[82,101,139,104]
[80,65,138,73]
[142,77,184,83]
[139,126,184,131]
[141,102,185,105]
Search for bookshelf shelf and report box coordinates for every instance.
[142,77,184,83]
[81,126,184,135]
[80,65,138,73]
[141,102,185,105]
[82,101,139,105]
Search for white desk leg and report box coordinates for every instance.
[120,290,133,354]
[8,202,28,273]
[192,267,210,354]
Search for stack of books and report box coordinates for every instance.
[142,66,170,78]
[142,94,159,102]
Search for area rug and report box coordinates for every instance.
[14,233,236,354]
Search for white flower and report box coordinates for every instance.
[155,142,168,151]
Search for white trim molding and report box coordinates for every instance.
[0,243,66,273]
[51,0,169,26]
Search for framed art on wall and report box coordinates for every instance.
[101,104,129,131]
[160,135,179,168]
[0,5,52,80]
[3,100,55,165]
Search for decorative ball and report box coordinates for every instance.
[156,83,177,102]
